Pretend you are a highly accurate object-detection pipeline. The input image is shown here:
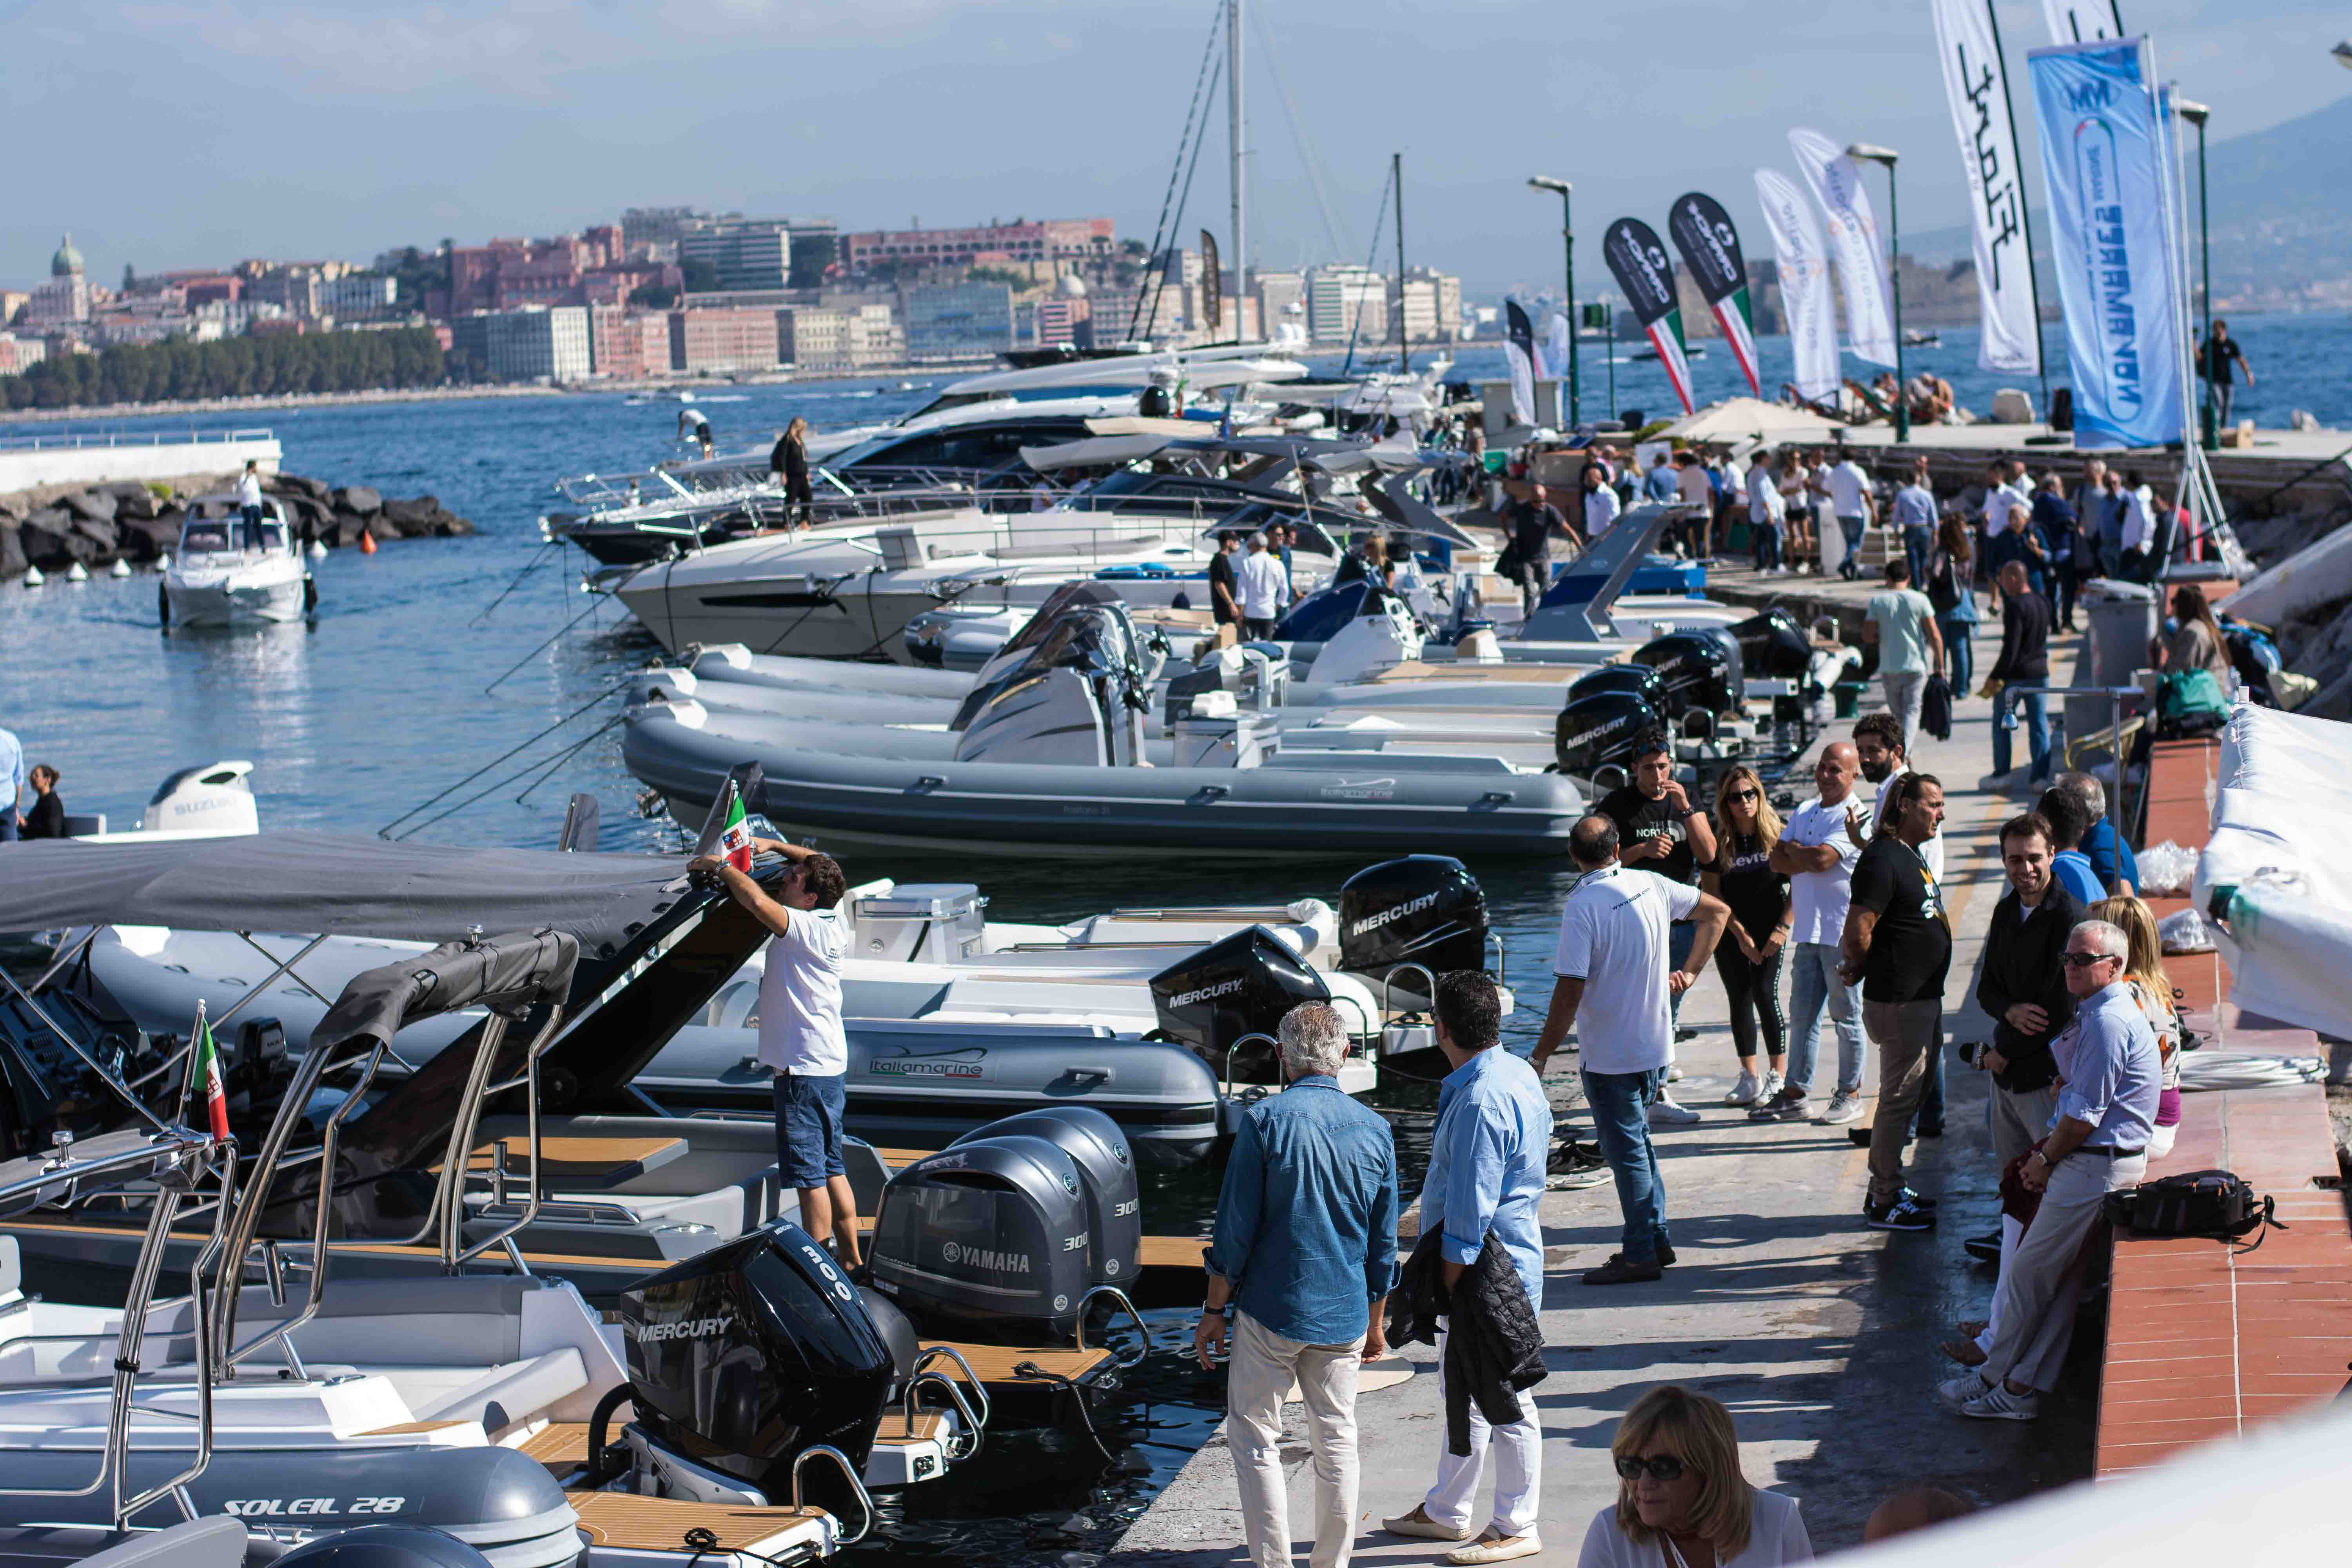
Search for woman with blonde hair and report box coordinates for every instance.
[771,416,814,530]
[1703,766,1790,1108]
[1579,1386,1813,1568]
[2090,895,2184,1159]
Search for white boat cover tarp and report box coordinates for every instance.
[0,832,691,956]
[2195,701,2352,1037]
[1657,397,1847,446]
[2216,521,2352,630]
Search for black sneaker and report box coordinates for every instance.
[1865,1195,1936,1231]
[1655,1242,1678,1267]
[1899,1188,1939,1209]
[1583,1253,1665,1285]
[1749,1087,1808,1123]
[1964,1232,2003,1263]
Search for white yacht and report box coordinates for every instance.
[162,496,314,626]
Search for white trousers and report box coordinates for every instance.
[1421,1325,1542,1539]
[1982,1151,2144,1393]
[1228,1311,1365,1568]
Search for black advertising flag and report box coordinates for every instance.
[1200,229,1222,334]
[1601,218,1695,416]
[1667,193,1761,397]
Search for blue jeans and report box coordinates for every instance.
[1837,515,1866,579]
[1903,527,1934,590]
[1994,684,2051,779]
[1936,615,1974,690]
[1583,1067,1670,1264]
[1751,520,1782,571]
[1786,941,1865,1096]
[1668,920,1696,1024]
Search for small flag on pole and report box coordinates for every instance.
[715,782,753,873]
[192,1007,231,1143]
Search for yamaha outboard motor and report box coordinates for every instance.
[619,1224,896,1493]
[1338,856,1489,991]
[867,1135,1094,1342]
[1149,925,1334,1084]
[1567,663,1675,717]
[1731,606,1811,679]
[1555,691,1663,779]
[1631,630,1741,715]
[950,1107,1142,1292]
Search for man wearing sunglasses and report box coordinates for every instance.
[1942,919,2159,1422]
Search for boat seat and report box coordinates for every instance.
[0,1236,18,1306]
[406,1347,588,1436]
[76,1517,248,1568]
[160,1276,542,1366]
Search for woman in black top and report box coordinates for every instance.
[771,417,814,530]
[1703,764,1791,1107]
[20,764,65,839]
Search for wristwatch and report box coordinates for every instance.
[1201,1303,1230,1317]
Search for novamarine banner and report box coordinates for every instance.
[1503,297,1537,427]
[1601,217,1695,415]
[1788,127,1896,367]
[1932,0,2042,373]
[2028,38,2186,448]
[1753,168,1841,403]
[1667,193,1762,397]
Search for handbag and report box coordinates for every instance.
[2157,670,2230,738]
[2102,1168,2284,1252]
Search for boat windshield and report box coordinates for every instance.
[179,514,289,554]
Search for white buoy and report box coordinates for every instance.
[66,561,89,582]
[24,565,45,586]
[156,552,172,572]
[109,558,131,578]
[307,541,328,560]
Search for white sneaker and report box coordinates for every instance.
[1648,1091,1702,1127]
[1937,1370,1991,1407]
[1820,1090,1865,1125]
[1724,1071,1763,1106]
[1758,1069,1785,1102]
[1665,1063,1686,1083]
[1962,1383,2040,1422]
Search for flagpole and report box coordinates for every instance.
[1985,0,2051,419]
[178,998,206,1128]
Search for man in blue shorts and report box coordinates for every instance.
[692,835,856,1263]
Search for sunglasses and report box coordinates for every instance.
[1728,789,1759,803]
[2062,951,2116,969]
[1615,1454,1688,1483]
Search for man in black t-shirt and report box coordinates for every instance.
[1597,730,1717,1046]
[2198,319,2255,427]
[1207,531,1241,628]
[1500,483,1570,614]
[1842,772,1949,1232]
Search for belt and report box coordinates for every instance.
[2074,1145,2145,1158]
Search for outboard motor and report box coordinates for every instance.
[1149,925,1334,1084]
[867,1135,1094,1343]
[953,603,1148,766]
[1731,606,1811,679]
[1337,856,1489,990]
[619,1224,897,1493]
[950,1107,1142,1291]
[1555,691,1663,779]
[142,760,259,835]
[1568,663,1675,717]
[1303,589,1423,685]
[1631,630,1740,715]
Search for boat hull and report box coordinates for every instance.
[164,574,307,626]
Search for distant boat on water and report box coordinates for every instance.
[1903,328,1941,347]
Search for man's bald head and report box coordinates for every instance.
[1999,561,2029,593]
[1816,741,1860,804]
[1863,1488,1974,1543]
[1569,814,1621,867]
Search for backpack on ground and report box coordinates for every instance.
[2157,669,2231,738]
[2103,1168,2284,1252]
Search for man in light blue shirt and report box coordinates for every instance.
[1384,971,1552,1564]
[1890,456,1938,588]
[1943,918,2158,1423]
[0,724,23,842]
[1202,1002,1397,1568]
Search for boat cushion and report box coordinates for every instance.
[78,1517,248,1568]
[221,1275,536,1366]
[0,1236,17,1304]
[408,1347,588,1434]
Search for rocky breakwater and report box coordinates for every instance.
[0,473,474,577]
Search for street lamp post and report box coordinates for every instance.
[1846,143,1906,442]
[2178,97,2215,449]
[1527,176,1577,426]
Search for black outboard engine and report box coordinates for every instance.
[1567,663,1675,718]
[867,1135,1094,1342]
[1632,630,1740,715]
[1555,691,1662,779]
[1149,925,1334,1084]
[950,1107,1142,1292]
[952,603,1148,765]
[1731,606,1811,679]
[619,1224,897,1493]
[1338,856,1489,989]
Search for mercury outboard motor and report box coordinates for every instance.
[619,1224,897,1494]
[1567,663,1675,717]
[1149,925,1333,1084]
[867,1134,1094,1342]
[1731,606,1811,679]
[950,1107,1142,1291]
[1338,856,1488,988]
[1555,691,1662,779]
[1631,630,1740,715]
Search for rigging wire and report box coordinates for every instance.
[1128,7,1229,341]
[1339,162,1396,379]
[1249,4,1352,261]
[1144,49,1224,343]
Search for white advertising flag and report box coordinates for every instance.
[2043,0,2123,44]
[1931,0,2042,373]
[1753,168,1841,402]
[1788,127,1897,367]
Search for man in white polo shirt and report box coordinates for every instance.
[1580,459,1621,541]
[1822,451,1877,582]
[1237,531,1290,640]
[1531,815,1730,1286]
[1751,742,1871,1126]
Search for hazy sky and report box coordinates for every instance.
[6,0,2345,298]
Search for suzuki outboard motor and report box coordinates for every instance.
[1149,925,1335,1083]
[1567,663,1675,717]
[1631,630,1741,715]
[1731,606,1811,679]
[950,1107,1142,1291]
[1338,856,1489,991]
[868,1135,1093,1342]
[1555,692,1663,779]
[619,1224,896,1493]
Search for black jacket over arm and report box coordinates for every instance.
[1973,885,2085,1092]
[1389,1227,1546,1455]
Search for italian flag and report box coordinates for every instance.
[715,785,754,873]
[194,1014,231,1143]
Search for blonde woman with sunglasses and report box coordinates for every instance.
[1579,1386,1813,1568]
[1703,767,1790,1107]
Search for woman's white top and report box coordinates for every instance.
[1577,1490,1813,1568]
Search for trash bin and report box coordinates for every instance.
[2082,579,2158,689]
[1833,679,1868,719]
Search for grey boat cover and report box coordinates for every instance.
[0,832,690,958]
[312,929,579,1058]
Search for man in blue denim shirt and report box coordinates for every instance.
[1200,1003,1397,1568]
[1383,972,1553,1565]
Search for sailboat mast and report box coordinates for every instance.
[1228,0,1246,332]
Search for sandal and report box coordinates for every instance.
[1939,1337,1987,1368]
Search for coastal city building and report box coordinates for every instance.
[1397,265,1465,343]
[680,218,791,293]
[905,280,1016,361]
[450,304,591,383]
[0,333,48,373]
[777,301,896,372]
[323,274,399,319]
[667,307,781,374]
[1305,263,1385,346]
[26,236,92,327]
[844,218,1114,276]
[588,306,671,381]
